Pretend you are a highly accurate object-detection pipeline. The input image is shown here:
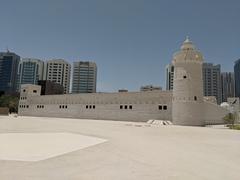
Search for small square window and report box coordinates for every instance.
[129,105,132,109]
[120,105,123,109]
[159,105,162,110]
[33,90,37,93]
[86,105,88,109]
[125,105,128,109]
[65,105,67,108]
[27,105,29,108]
[23,89,26,92]
[89,105,92,109]
[59,105,62,108]
[93,105,95,109]
[163,105,167,110]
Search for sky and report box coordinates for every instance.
[0,0,239,92]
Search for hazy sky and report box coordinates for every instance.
[0,0,239,92]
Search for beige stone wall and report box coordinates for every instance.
[19,88,173,122]
[203,101,228,125]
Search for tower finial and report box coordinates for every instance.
[185,36,190,43]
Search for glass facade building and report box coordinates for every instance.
[17,58,44,91]
[234,59,240,98]
[0,51,20,94]
[202,63,222,104]
[72,61,97,93]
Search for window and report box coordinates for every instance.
[37,105,39,108]
[163,105,167,110]
[65,105,67,109]
[23,89,26,92]
[86,105,88,109]
[158,105,162,110]
[93,105,95,109]
[33,90,37,93]
[59,105,62,108]
[27,105,29,108]
[89,105,92,109]
[194,96,197,101]
[129,105,132,109]
[183,75,187,79]
[120,105,123,109]
[125,105,128,109]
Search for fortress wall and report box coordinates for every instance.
[203,101,229,125]
[19,91,172,122]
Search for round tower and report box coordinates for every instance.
[172,37,204,126]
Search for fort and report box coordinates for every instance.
[18,38,228,126]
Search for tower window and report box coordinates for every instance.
[194,96,197,101]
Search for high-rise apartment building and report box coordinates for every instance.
[72,61,97,93]
[45,59,71,94]
[17,58,44,91]
[0,51,20,94]
[165,64,174,90]
[202,63,222,104]
[234,59,240,98]
[221,72,235,102]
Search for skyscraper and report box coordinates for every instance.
[165,63,174,90]
[45,59,71,94]
[234,59,240,98]
[17,58,44,91]
[221,72,235,102]
[72,61,97,93]
[0,51,20,94]
[202,63,222,104]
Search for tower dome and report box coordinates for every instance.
[173,37,203,64]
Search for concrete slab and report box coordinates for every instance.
[0,115,240,180]
[0,133,107,161]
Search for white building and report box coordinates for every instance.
[45,59,71,94]
[18,38,228,126]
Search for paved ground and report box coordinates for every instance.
[0,115,240,180]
